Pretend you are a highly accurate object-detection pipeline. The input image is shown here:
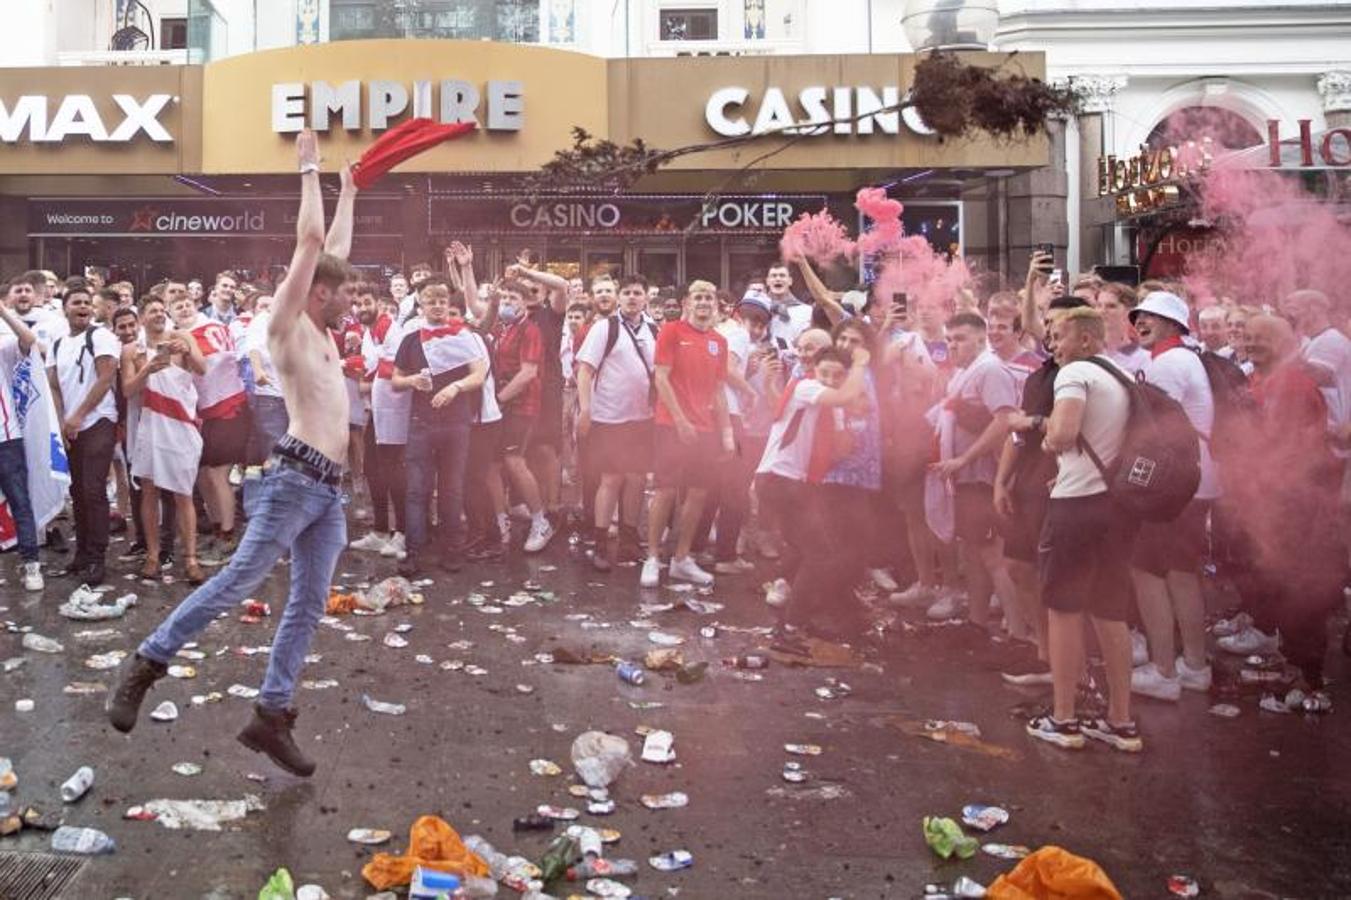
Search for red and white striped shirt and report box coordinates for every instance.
[188,315,246,420]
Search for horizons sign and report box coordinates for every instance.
[271,79,523,133]
[0,94,173,143]
[705,85,934,138]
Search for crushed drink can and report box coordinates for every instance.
[536,805,580,820]
[1168,875,1200,897]
[512,814,556,832]
[60,767,94,803]
[649,850,694,872]
[784,743,822,756]
[981,843,1030,860]
[923,876,987,898]
[242,600,270,617]
[781,762,808,783]
[699,625,717,639]
[586,878,631,898]
[641,792,688,810]
[1208,703,1241,718]
[171,762,202,776]
[529,759,562,777]
[346,828,391,845]
[616,660,645,686]
[961,804,1009,832]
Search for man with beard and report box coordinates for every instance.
[109,132,360,777]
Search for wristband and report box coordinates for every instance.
[299,162,320,175]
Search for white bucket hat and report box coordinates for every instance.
[1130,291,1191,334]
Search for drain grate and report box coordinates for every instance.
[0,851,86,900]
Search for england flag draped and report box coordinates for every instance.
[0,347,70,549]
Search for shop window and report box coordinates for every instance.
[161,17,188,50]
[661,7,718,41]
[329,0,537,42]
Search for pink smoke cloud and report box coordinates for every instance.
[779,208,856,267]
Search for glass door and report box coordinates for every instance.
[583,244,624,282]
[636,245,680,290]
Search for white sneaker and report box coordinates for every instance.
[510,503,532,521]
[889,583,935,608]
[1131,662,1182,702]
[868,568,899,592]
[925,591,963,621]
[1211,612,1252,638]
[379,532,407,559]
[524,519,555,553]
[1130,630,1149,667]
[714,559,751,576]
[350,531,390,553]
[1176,656,1212,692]
[640,557,662,588]
[765,578,790,608]
[21,562,43,592]
[1217,626,1279,655]
[669,556,714,586]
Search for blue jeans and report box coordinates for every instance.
[0,437,38,563]
[140,466,346,710]
[247,395,289,466]
[405,418,470,555]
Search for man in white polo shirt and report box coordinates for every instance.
[47,279,121,585]
[576,273,659,572]
[1126,291,1218,701]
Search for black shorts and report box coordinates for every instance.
[954,482,998,543]
[999,487,1049,565]
[1131,500,1210,577]
[1039,493,1137,621]
[500,413,535,457]
[653,424,719,490]
[589,420,654,475]
[200,407,252,467]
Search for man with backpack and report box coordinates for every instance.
[47,279,121,585]
[575,274,658,572]
[1126,291,1218,702]
[1027,307,1142,752]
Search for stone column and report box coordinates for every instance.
[1003,118,1069,282]
[1318,71,1351,129]
[1070,75,1127,270]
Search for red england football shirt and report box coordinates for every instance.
[654,319,728,432]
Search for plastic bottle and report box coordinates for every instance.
[0,791,12,818]
[463,836,510,880]
[565,859,640,880]
[538,834,580,883]
[458,875,499,898]
[723,654,769,669]
[60,766,94,803]
[51,826,116,855]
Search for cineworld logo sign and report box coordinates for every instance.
[128,205,266,233]
[0,94,173,143]
[705,85,934,138]
[272,80,523,133]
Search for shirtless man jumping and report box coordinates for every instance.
[108,131,357,776]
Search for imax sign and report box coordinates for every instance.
[0,94,174,143]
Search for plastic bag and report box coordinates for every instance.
[258,867,296,900]
[570,731,632,789]
[923,816,978,860]
[361,815,491,890]
[987,845,1122,900]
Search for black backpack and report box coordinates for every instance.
[1194,349,1256,462]
[1078,357,1201,523]
[594,315,660,404]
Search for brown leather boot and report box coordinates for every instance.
[237,705,316,777]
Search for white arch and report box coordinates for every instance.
[1116,77,1285,156]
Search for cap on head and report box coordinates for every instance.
[738,289,772,317]
[1130,291,1190,334]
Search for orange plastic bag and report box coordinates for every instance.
[361,815,491,890]
[987,845,1123,900]
[326,589,360,615]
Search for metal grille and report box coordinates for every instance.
[0,852,86,900]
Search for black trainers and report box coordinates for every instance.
[1080,718,1143,753]
[106,653,168,733]
[117,542,147,562]
[1025,714,1086,749]
[397,554,421,578]
[237,705,316,776]
[83,562,106,587]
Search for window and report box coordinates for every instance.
[161,16,188,50]
[660,7,718,41]
[328,0,538,42]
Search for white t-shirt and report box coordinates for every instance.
[1142,346,1221,500]
[48,325,120,433]
[768,300,813,349]
[719,319,751,418]
[1106,343,1149,378]
[757,379,828,482]
[19,306,66,355]
[943,351,1020,485]
[472,331,502,424]
[575,315,657,425]
[1302,327,1351,459]
[242,312,282,399]
[1050,356,1131,499]
[0,335,22,441]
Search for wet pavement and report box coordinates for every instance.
[3,526,1351,899]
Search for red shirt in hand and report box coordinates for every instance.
[654,319,728,432]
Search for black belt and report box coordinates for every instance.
[268,454,343,487]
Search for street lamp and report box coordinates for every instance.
[901,0,999,51]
